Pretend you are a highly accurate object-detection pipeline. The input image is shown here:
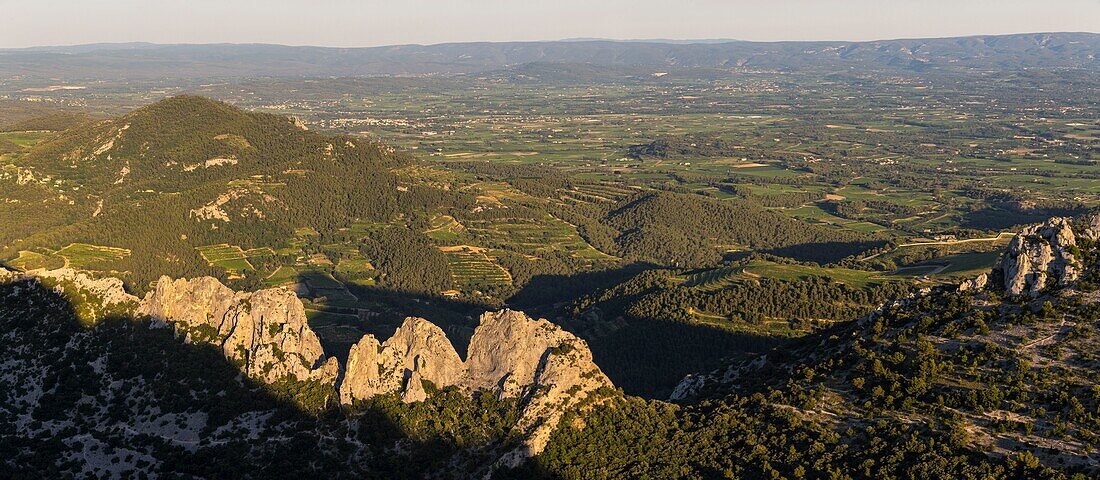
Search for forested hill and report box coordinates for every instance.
[2,32,1096,80]
[0,95,465,291]
[603,191,882,265]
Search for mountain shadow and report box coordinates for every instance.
[508,264,788,399]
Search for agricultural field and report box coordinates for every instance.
[463,214,614,260]
[0,130,56,148]
[262,265,300,287]
[7,249,65,271]
[196,244,273,278]
[6,243,129,271]
[424,215,465,243]
[440,246,512,289]
[681,252,1001,293]
[681,261,905,290]
[56,243,130,270]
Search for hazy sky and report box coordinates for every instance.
[2,0,1098,48]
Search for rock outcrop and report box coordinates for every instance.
[1080,213,1100,242]
[340,317,465,404]
[468,310,613,459]
[957,272,988,292]
[137,276,338,388]
[36,268,139,307]
[997,217,1080,297]
[340,309,613,458]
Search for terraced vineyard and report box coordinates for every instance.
[464,215,614,260]
[440,246,512,289]
[559,182,636,205]
[196,244,273,278]
[424,214,465,243]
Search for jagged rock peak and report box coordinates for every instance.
[339,316,465,404]
[137,276,338,388]
[471,309,613,461]
[340,308,614,459]
[997,217,1080,297]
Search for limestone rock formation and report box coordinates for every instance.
[339,317,465,404]
[340,309,614,458]
[8,266,613,460]
[997,217,1080,297]
[138,276,338,387]
[957,272,988,292]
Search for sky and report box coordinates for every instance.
[2,0,1099,48]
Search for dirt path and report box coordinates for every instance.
[895,232,1014,248]
[861,232,1013,261]
[1019,318,1068,351]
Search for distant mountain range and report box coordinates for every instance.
[1,32,1096,81]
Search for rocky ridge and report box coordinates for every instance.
[0,268,613,459]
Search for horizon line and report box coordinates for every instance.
[4,30,1098,51]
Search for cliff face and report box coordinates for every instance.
[474,310,613,459]
[997,217,1081,297]
[339,317,466,404]
[137,276,339,388]
[340,309,614,457]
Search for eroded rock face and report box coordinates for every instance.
[998,217,1080,297]
[138,276,338,388]
[339,317,464,404]
[467,310,613,459]
[340,309,614,458]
